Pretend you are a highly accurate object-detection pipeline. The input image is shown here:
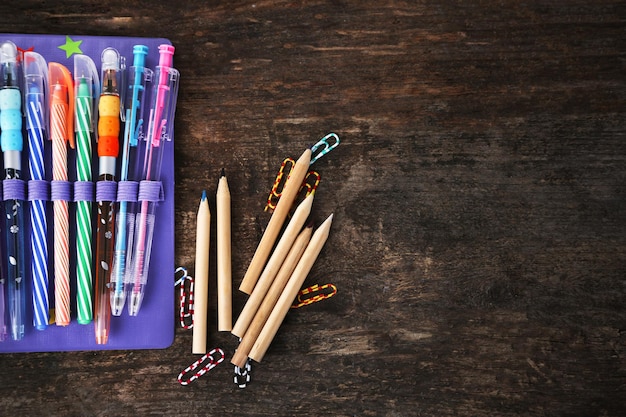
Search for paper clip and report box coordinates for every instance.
[264,158,320,212]
[310,132,340,165]
[234,358,252,389]
[295,170,321,207]
[291,283,337,308]
[175,267,194,329]
[177,348,225,386]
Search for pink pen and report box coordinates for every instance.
[127,44,180,316]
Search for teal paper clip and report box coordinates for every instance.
[310,132,340,165]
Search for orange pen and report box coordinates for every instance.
[94,47,125,344]
[48,62,75,327]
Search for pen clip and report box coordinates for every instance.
[23,51,49,134]
[48,62,75,147]
[73,54,100,135]
[310,132,340,165]
[126,45,153,147]
[146,44,180,147]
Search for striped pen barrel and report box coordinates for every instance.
[24,51,50,330]
[73,55,99,325]
[48,62,75,327]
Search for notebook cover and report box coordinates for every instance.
[0,33,175,352]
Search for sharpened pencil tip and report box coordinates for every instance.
[201,190,207,201]
[220,168,225,177]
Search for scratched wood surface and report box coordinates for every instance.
[0,1,624,416]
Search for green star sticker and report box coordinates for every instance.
[58,35,83,58]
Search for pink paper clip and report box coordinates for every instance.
[291,283,337,308]
[264,158,321,212]
[174,267,194,329]
[177,348,225,386]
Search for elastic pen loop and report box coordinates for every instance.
[177,348,225,386]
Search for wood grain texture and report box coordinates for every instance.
[0,1,624,416]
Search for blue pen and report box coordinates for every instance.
[24,51,50,331]
[110,45,152,316]
[0,41,27,340]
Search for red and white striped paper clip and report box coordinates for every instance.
[177,348,225,386]
[174,267,194,329]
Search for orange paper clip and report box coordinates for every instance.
[291,283,337,308]
[175,267,194,329]
[265,158,321,212]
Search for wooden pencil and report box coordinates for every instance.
[238,148,312,294]
[231,223,313,367]
[231,193,314,338]
[217,169,232,331]
[192,191,211,354]
[249,213,333,363]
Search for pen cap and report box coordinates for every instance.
[0,41,19,86]
[48,62,75,147]
[158,44,174,67]
[0,41,23,152]
[98,48,125,157]
[100,47,126,119]
[74,54,100,134]
[148,58,179,147]
[23,51,49,134]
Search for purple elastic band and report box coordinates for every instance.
[96,181,118,202]
[28,180,51,201]
[74,181,95,202]
[138,180,164,202]
[117,181,139,202]
[3,179,26,201]
[50,180,72,202]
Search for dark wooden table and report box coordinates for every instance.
[0,1,624,416]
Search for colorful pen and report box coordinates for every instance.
[111,45,151,316]
[94,47,125,344]
[48,61,75,327]
[0,41,27,340]
[127,44,179,316]
[24,51,49,331]
[74,54,99,324]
